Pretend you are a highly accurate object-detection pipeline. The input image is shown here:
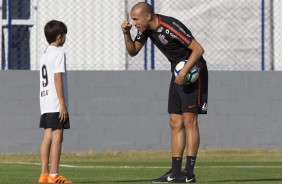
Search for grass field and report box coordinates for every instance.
[1,149,282,184]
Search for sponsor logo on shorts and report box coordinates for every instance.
[202,103,208,111]
[188,105,196,109]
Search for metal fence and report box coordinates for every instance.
[1,0,281,71]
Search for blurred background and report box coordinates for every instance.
[1,0,281,71]
[1,0,282,153]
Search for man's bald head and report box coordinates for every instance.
[130,2,158,32]
[131,2,154,15]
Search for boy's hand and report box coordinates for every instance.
[59,105,68,123]
[121,14,132,34]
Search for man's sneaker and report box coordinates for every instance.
[167,174,196,183]
[152,169,172,183]
[38,173,49,183]
[167,174,187,183]
[181,169,196,183]
[47,175,73,184]
[184,175,196,183]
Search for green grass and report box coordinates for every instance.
[1,150,282,183]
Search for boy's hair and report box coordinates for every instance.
[44,20,67,44]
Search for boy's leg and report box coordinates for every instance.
[40,128,52,174]
[50,129,64,175]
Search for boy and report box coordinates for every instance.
[38,20,72,184]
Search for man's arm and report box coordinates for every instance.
[175,39,204,85]
[54,73,68,123]
[123,33,143,57]
[121,14,143,56]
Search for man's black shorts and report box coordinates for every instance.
[168,64,208,114]
[40,112,70,129]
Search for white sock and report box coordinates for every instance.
[50,174,58,177]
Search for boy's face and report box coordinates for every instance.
[58,33,66,46]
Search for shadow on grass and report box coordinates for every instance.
[77,179,151,183]
[213,178,282,183]
[114,180,151,183]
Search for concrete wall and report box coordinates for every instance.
[0,71,282,153]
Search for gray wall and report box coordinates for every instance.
[0,71,281,153]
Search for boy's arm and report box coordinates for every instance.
[54,73,68,123]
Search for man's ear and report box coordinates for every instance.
[146,13,152,21]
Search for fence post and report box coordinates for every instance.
[261,0,265,71]
[151,0,155,70]
[124,0,129,70]
[270,0,274,71]
[144,0,148,70]
[7,0,12,69]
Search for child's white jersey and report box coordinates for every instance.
[39,45,68,115]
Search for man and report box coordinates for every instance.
[121,2,208,183]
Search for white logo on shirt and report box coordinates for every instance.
[165,29,170,34]
[157,27,164,32]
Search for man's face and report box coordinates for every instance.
[130,9,150,32]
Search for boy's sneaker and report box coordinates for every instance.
[38,173,49,183]
[47,175,73,184]
[152,169,172,183]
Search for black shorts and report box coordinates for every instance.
[40,112,70,129]
[168,64,208,114]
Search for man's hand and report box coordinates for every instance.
[59,104,68,123]
[175,70,187,85]
[121,14,132,34]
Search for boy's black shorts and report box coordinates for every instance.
[168,64,208,115]
[40,112,70,129]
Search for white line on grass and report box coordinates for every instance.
[1,162,282,169]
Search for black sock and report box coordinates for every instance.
[172,157,182,176]
[185,156,196,176]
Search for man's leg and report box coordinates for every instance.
[169,114,185,176]
[49,129,63,175]
[183,112,199,178]
[170,114,186,156]
[40,128,52,174]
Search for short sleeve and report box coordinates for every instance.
[134,31,148,44]
[54,51,66,73]
[168,18,194,48]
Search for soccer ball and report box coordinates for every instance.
[174,61,199,84]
